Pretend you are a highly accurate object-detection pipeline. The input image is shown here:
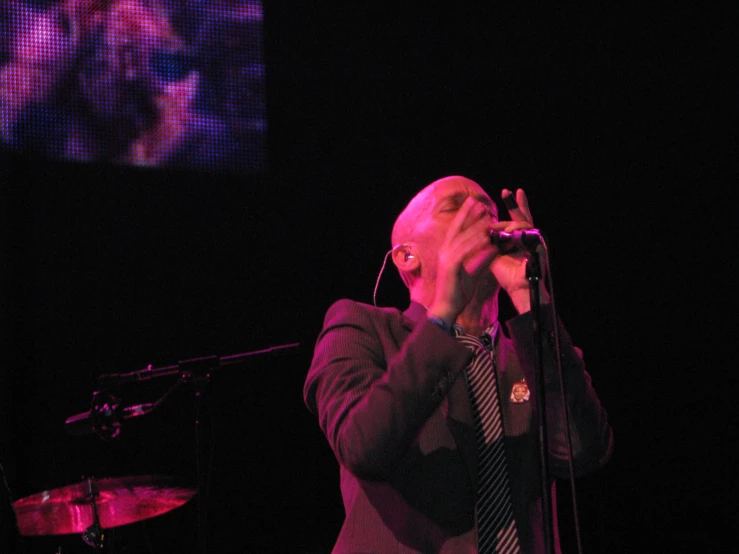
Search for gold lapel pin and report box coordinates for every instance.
[510,379,530,403]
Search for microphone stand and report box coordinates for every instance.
[69,342,300,554]
[525,250,555,554]
[96,343,301,387]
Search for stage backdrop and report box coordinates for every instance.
[2,3,732,553]
[1,0,265,171]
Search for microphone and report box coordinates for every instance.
[65,394,154,438]
[490,229,543,251]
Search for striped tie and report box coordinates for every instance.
[455,323,521,554]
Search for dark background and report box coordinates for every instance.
[2,4,735,553]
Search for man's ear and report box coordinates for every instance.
[391,244,420,272]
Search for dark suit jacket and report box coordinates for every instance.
[304,300,613,554]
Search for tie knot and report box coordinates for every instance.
[454,322,498,354]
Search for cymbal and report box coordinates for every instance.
[12,475,197,536]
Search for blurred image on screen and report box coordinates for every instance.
[1,0,265,171]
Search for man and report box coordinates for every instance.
[304,175,614,553]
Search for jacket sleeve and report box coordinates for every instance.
[303,299,472,480]
[507,308,614,477]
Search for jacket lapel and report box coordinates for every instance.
[444,373,478,490]
[401,303,478,490]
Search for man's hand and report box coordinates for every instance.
[490,188,549,313]
[427,197,497,327]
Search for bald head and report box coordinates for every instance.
[389,175,498,290]
[391,175,495,247]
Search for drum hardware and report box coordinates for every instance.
[81,479,102,549]
[12,474,197,549]
[59,342,300,552]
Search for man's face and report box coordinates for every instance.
[403,176,498,281]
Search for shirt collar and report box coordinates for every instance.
[403,301,499,340]
[453,321,499,341]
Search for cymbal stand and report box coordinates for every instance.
[81,479,104,550]
[177,356,215,554]
[68,342,301,554]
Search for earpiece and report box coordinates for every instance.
[375,245,415,307]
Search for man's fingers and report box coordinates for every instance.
[447,215,493,261]
[489,220,533,233]
[465,246,497,279]
[502,220,535,233]
[447,196,479,238]
[516,189,533,223]
[502,188,534,225]
[502,189,518,211]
